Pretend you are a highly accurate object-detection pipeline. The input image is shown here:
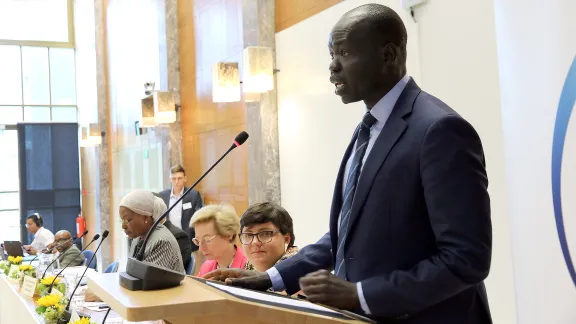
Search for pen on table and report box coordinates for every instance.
[98,305,110,309]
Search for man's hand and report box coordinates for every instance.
[26,246,37,255]
[299,270,360,310]
[203,269,272,291]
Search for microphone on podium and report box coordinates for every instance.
[37,230,89,274]
[58,230,110,324]
[120,131,249,291]
[46,233,100,290]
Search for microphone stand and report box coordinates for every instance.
[134,131,249,261]
[101,307,112,324]
[58,231,109,324]
[47,234,100,291]
[40,230,89,277]
[120,131,249,291]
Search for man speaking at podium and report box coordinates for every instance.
[205,4,492,323]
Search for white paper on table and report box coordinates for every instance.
[205,281,341,316]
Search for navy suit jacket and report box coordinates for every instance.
[158,187,203,252]
[275,79,492,323]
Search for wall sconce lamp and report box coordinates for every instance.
[141,90,176,127]
[88,123,102,145]
[242,46,274,93]
[213,62,241,102]
[80,124,103,146]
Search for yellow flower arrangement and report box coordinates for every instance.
[69,317,97,324]
[19,264,33,271]
[35,292,67,323]
[7,256,23,264]
[37,293,62,308]
[41,276,61,285]
[37,275,66,297]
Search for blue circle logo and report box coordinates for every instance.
[552,55,576,287]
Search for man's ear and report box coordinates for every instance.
[381,43,397,63]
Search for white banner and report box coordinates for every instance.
[494,0,576,323]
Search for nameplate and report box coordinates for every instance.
[8,265,19,277]
[70,308,81,322]
[21,276,38,298]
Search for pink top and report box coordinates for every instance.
[197,246,248,277]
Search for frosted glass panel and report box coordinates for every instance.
[49,48,76,105]
[0,130,20,192]
[22,47,50,105]
[0,46,22,105]
[52,106,77,122]
[0,0,69,42]
[0,211,21,242]
[24,106,51,122]
[0,106,23,124]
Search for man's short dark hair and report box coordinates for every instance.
[240,202,295,248]
[347,4,408,62]
[27,213,43,227]
[170,164,186,175]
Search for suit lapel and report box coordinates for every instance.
[330,125,360,254]
[346,79,421,237]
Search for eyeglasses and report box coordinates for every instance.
[239,231,279,245]
[54,238,69,243]
[192,234,217,246]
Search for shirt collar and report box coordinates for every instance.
[369,74,410,122]
[34,227,43,238]
[171,187,184,198]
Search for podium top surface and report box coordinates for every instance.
[88,273,369,324]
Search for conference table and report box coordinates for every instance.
[0,274,121,323]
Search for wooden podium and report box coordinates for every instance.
[88,273,370,324]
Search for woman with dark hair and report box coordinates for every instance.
[239,202,299,272]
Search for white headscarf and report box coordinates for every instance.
[119,190,167,221]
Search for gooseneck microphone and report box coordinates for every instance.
[37,230,89,272]
[121,131,249,291]
[134,131,249,261]
[58,231,109,323]
[65,230,108,312]
[46,233,100,290]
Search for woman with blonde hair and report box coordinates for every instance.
[190,205,247,276]
[120,189,184,274]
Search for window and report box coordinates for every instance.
[0,0,73,47]
[0,45,77,125]
[0,130,21,241]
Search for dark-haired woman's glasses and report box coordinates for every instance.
[239,231,279,245]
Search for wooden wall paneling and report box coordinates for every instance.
[179,0,249,215]
[275,0,343,32]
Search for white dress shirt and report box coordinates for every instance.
[30,227,55,252]
[169,187,184,229]
[267,75,411,315]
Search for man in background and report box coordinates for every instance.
[158,165,203,271]
[48,230,85,267]
[23,213,55,255]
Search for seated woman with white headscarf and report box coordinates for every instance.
[120,189,185,274]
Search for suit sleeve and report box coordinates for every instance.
[274,232,334,294]
[360,114,492,317]
[175,231,192,269]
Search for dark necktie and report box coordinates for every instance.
[335,112,377,279]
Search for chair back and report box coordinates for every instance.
[82,250,97,269]
[186,255,195,275]
[104,261,119,273]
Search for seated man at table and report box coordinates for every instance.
[47,230,85,267]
